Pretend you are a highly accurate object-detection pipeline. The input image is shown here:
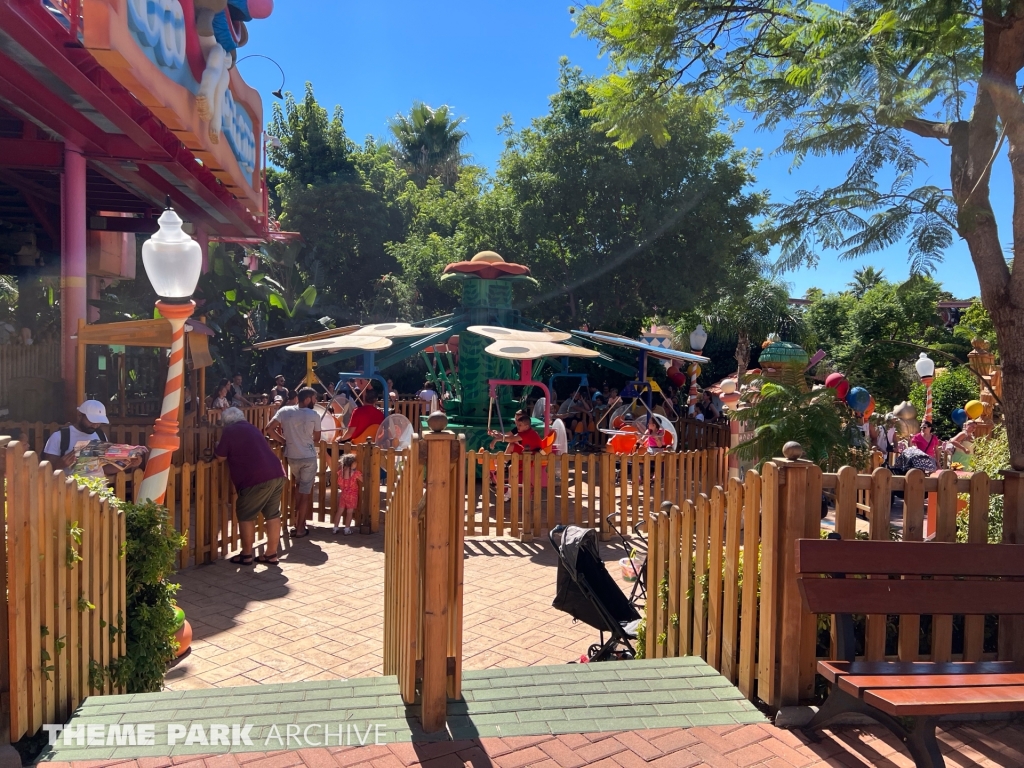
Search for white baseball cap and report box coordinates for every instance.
[77,400,109,424]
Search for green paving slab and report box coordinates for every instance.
[39,657,764,761]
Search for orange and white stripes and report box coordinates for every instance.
[138,302,194,504]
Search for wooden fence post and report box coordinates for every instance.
[420,413,460,733]
[774,442,822,707]
[1000,468,1024,662]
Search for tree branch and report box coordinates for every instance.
[901,118,952,140]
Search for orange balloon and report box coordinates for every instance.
[864,395,875,418]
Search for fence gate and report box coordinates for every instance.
[382,417,465,733]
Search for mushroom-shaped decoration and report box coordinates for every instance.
[442,251,537,283]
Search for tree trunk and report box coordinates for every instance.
[735,331,750,382]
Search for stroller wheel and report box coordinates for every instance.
[587,644,603,660]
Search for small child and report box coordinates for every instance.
[332,454,363,535]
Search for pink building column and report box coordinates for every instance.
[62,144,87,415]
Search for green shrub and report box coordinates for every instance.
[956,426,1008,544]
[108,500,187,693]
[908,366,979,439]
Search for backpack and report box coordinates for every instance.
[59,425,107,456]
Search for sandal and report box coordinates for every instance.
[289,527,309,538]
[255,553,279,565]
[229,553,254,565]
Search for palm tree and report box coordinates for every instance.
[847,266,885,298]
[388,103,468,188]
[696,277,800,381]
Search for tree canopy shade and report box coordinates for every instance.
[491,63,766,332]
[575,0,1024,465]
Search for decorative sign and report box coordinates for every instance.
[84,0,268,211]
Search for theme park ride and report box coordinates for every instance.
[262,251,710,451]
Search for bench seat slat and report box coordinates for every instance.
[839,674,1024,696]
[862,685,1024,717]
[797,539,1024,577]
[798,578,1024,616]
[817,660,1022,684]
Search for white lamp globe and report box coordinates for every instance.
[915,352,935,380]
[142,208,202,301]
[720,378,737,395]
[689,323,708,353]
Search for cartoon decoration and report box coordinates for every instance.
[951,408,969,427]
[893,400,920,437]
[845,386,870,414]
[194,0,274,143]
[965,400,984,420]
[825,372,850,400]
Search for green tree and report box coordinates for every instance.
[574,0,1024,465]
[954,299,998,354]
[803,276,948,408]
[848,266,885,298]
[269,86,409,317]
[491,62,766,331]
[389,102,468,188]
[690,275,799,381]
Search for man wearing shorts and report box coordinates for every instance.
[265,387,321,537]
[215,408,285,565]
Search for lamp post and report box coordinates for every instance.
[688,324,708,416]
[136,207,203,504]
[915,352,936,425]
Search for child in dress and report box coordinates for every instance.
[332,453,363,535]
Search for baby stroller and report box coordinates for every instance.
[606,512,647,608]
[550,525,642,662]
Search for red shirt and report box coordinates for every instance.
[511,428,544,454]
[348,404,385,440]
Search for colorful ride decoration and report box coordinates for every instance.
[965,400,984,420]
[846,386,870,414]
[825,372,850,400]
[759,341,811,387]
[951,408,969,427]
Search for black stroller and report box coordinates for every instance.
[550,524,642,662]
[606,512,647,608]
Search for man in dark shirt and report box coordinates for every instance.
[215,407,285,565]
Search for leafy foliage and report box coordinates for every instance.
[956,426,1008,544]
[801,275,954,408]
[388,102,469,188]
[731,380,869,470]
[490,63,766,331]
[953,299,998,354]
[908,366,979,438]
[107,501,186,693]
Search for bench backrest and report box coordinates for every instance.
[796,539,1024,617]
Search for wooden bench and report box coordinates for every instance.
[795,536,1024,768]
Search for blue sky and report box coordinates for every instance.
[238,1,999,299]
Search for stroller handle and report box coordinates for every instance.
[549,524,567,551]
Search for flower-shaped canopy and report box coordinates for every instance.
[442,251,536,283]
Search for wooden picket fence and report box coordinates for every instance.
[0,438,126,744]
[392,398,429,424]
[0,343,60,410]
[643,456,1024,711]
[383,446,422,704]
[464,449,726,540]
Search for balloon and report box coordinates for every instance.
[965,400,984,420]
[951,408,968,427]
[846,386,870,414]
[825,372,850,400]
[863,395,876,418]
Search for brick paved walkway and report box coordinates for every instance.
[165,529,628,690]
[39,720,1024,767]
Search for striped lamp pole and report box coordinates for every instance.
[137,301,194,504]
[915,353,936,425]
[136,206,203,504]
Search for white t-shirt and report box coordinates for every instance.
[270,405,321,459]
[43,425,102,458]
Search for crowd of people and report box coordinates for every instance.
[867,412,979,474]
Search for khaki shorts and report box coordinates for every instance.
[236,477,284,522]
[288,457,317,494]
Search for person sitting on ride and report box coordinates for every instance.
[488,409,543,454]
[644,418,666,452]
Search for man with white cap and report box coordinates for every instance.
[41,400,111,471]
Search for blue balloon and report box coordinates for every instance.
[951,408,968,427]
[845,386,870,413]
